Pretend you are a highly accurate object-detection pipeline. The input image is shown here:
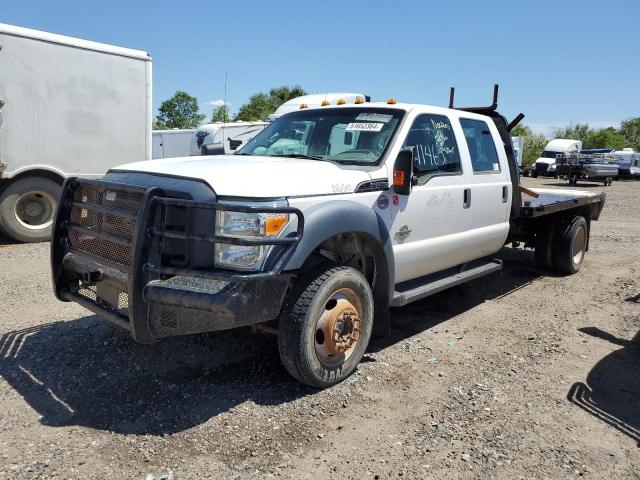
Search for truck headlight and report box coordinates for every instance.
[214,210,289,270]
[549,164,557,171]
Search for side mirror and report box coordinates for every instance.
[393,147,414,195]
[201,143,225,156]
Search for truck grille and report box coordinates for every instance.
[67,181,145,267]
[535,163,549,174]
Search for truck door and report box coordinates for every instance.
[389,113,473,283]
[457,118,511,258]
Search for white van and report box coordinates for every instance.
[152,129,195,159]
[190,122,268,155]
[532,139,582,177]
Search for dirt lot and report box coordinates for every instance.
[0,177,638,479]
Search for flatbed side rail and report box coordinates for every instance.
[518,192,606,218]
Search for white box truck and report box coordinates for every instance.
[0,23,151,242]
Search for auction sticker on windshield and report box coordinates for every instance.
[346,122,384,132]
[355,113,394,123]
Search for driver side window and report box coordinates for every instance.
[402,114,461,183]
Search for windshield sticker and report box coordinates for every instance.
[346,122,384,132]
[355,113,394,123]
[493,163,500,171]
[376,195,389,209]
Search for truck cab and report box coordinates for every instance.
[51,89,605,387]
[532,139,582,177]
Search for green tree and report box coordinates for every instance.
[511,124,548,166]
[210,104,231,123]
[583,127,627,150]
[235,85,307,121]
[155,91,205,129]
[552,123,591,143]
[619,117,640,151]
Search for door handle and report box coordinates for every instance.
[463,188,471,209]
[502,185,508,203]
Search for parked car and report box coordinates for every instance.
[0,23,151,242]
[51,86,606,388]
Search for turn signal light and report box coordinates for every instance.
[265,215,288,236]
[387,98,397,104]
[393,170,405,186]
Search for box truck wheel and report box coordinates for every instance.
[0,177,61,242]
[553,215,587,275]
[278,265,373,388]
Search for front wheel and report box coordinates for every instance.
[278,265,373,388]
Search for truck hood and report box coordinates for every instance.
[113,155,375,198]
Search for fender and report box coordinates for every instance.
[284,199,395,337]
[2,164,67,181]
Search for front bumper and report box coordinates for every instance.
[51,178,303,343]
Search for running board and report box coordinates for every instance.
[391,259,503,307]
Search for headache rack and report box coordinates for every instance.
[51,177,304,342]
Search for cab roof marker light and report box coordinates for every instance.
[321,100,330,106]
[354,97,364,104]
[336,98,346,105]
[299,103,308,109]
[387,98,397,104]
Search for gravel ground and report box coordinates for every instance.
[0,177,638,479]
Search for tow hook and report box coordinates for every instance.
[82,270,102,284]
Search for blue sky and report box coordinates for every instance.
[2,0,638,136]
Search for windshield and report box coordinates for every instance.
[237,108,404,165]
[541,150,562,158]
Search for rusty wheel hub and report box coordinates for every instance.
[315,288,363,366]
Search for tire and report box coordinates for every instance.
[278,265,374,388]
[0,177,62,243]
[534,221,556,271]
[553,215,588,275]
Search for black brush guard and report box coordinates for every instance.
[51,178,304,343]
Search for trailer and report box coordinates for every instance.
[152,129,195,159]
[555,151,619,186]
[0,23,151,242]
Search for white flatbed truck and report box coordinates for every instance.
[51,86,605,387]
[0,23,151,242]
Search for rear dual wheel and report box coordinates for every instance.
[278,266,373,388]
[534,215,588,275]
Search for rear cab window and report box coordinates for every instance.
[460,118,501,173]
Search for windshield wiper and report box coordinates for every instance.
[271,154,325,160]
